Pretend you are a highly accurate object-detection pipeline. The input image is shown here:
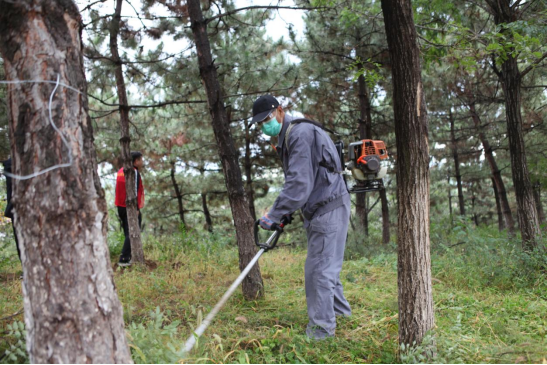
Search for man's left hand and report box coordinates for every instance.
[259,214,278,231]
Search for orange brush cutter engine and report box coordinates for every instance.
[346,140,389,193]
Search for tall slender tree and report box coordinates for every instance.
[492,177,505,231]
[170,161,186,227]
[0,0,131,362]
[356,72,372,234]
[187,0,264,299]
[467,101,515,234]
[485,0,543,250]
[297,0,393,240]
[449,110,466,216]
[380,0,435,349]
[109,0,145,263]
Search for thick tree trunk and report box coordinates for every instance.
[380,0,435,349]
[533,181,544,226]
[468,102,515,235]
[170,162,186,227]
[492,177,505,231]
[187,0,263,299]
[487,0,541,250]
[109,0,144,263]
[355,74,372,234]
[449,111,465,216]
[0,1,132,362]
[202,193,213,232]
[244,123,257,220]
[500,55,541,249]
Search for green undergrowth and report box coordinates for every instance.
[0,222,546,363]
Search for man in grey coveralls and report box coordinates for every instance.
[252,95,352,339]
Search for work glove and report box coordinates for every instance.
[281,213,293,225]
[259,214,279,231]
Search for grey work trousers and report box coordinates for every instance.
[304,201,351,339]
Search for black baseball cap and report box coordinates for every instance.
[251,95,279,124]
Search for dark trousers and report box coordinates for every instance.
[118,206,141,260]
[12,222,21,262]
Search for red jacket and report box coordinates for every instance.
[115,167,145,209]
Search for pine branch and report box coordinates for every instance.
[80,0,108,13]
[87,94,207,108]
[85,52,183,65]
[205,5,330,23]
[520,51,547,78]
[125,0,148,30]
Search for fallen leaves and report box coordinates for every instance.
[235,316,248,323]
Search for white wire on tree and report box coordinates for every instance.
[0,74,80,180]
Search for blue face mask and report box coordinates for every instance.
[261,115,282,136]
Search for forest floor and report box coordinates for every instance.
[0,223,546,364]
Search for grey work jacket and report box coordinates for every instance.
[267,114,350,223]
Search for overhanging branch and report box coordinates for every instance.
[521,51,547,77]
[205,5,330,23]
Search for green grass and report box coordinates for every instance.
[1,223,546,363]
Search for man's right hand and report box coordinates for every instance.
[281,213,293,225]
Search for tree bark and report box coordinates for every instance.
[447,175,454,226]
[380,188,390,244]
[533,181,544,226]
[380,0,435,349]
[471,188,479,227]
[0,1,132,362]
[244,122,257,221]
[449,110,465,216]
[486,0,541,250]
[468,102,515,235]
[109,0,144,263]
[355,74,371,234]
[170,161,186,227]
[202,193,213,232]
[187,0,263,299]
[492,177,505,231]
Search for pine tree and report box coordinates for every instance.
[380,0,435,349]
[0,1,131,362]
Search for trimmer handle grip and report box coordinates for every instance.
[254,214,292,251]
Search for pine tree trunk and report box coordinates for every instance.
[109,0,144,263]
[533,181,544,226]
[380,0,435,349]
[450,111,465,216]
[0,1,132,362]
[245,123,257,221]
[380,188,390,244]
[202,193,213,232]
[492,177,505,231]
[187,0,263,299]
[487,0,541,250]
[468,102,515,235]
[447,176,454,226]
[471,189,479,227]
[170,162,186,227]
[500,55,541,250]
[355,74,372,234]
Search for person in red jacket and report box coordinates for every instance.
[115,151,145,266]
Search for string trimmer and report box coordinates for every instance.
[183,215,291,353]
